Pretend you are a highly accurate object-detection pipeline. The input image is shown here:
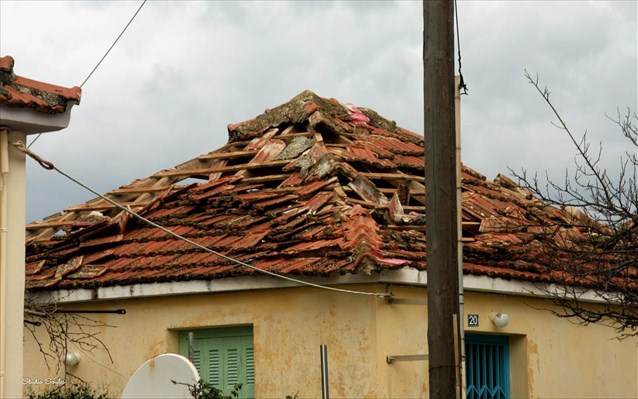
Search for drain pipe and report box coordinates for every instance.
[0,128,9,398]
[454,76,466,398]
[320,345,329,399]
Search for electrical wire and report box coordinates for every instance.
[27,0,147,149]
[80,0,147,88]
[69,345,129,380]
[27,133,42,149]
[15,141,391,299]
[454,0,468,95]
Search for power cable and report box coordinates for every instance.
[27,0,147,149]
[454,0,468,95]
[80,0,147,89]
[15,141,391,299]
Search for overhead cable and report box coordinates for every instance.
[454,0,468,95]
[80,0,147,88]
[28,0,147,149]
[15,141,391,299]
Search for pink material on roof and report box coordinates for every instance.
[24,90,628,291]
[0,55,81,114]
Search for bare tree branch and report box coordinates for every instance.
[512,71,638,337]
[23,293,117,374]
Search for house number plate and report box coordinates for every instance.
[468,314,479,327]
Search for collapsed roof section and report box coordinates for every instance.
[25,90,581,291]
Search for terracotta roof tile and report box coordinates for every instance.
[24,90,636,292]
[0,55,81,113]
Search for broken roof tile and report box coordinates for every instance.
[0,55,81,114]
[24,90,628,292]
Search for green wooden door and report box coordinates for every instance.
[180,326,254,399]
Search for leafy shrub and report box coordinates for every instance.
[172,379,242,399]
[26,382,110,399]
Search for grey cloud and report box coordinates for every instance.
[0,1,634,222]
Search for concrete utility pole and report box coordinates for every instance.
[424,0,462,398]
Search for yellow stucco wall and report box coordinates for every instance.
[23,284,637,398]
[464,291,638,398]
[2,129,27,399]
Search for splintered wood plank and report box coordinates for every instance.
[245,128,279,151]
[26,212,79,241]
[234,139,286,178]
[26,221,93,230]
[344,197,379,209]
[250,140,287,164]
[26,204,121,241]
[280,132,313,139]
[348,175,388,205]
[153,160,292,178]
[65,202,150,212]
[401,205,426,212]
[171,156,212,171]
[385,221,478,231]
[208,159,228,180]
[198,150,259,160]
[109,178,176,212]
[360,172,425,182]
[111,186,172,194]
[241,174,290,184]
[333,185,348,198]
[343,186,404,197]
[270,186,301,193]
[333,133,354,145]
[279,125,297,136]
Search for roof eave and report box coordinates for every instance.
[0,101,78,134]
[25,269,611,306]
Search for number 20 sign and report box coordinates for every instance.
[468,314,479,327]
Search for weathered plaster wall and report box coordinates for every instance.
[23,284,637,398]
[464,291,638,399]
[24,285,384,398]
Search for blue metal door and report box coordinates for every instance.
[465,334,510,399]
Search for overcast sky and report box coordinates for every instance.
[0,0,636,222]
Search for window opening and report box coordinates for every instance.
[179,326,254,399]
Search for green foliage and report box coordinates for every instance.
[172,379,242,399]
[26,382,110,399]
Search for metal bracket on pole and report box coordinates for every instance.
[384,293,427,306]
[386,354,429,364]
[385,297,428,306]
[53,309,126,314]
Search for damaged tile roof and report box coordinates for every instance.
[24,90,601,291]
[0,55,81,113]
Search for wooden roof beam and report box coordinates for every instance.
[153,159,292,178]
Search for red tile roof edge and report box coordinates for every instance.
[0,55,81,114]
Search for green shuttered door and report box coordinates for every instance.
[180,326,255,399]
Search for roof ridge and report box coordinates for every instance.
[26,91,426,242]
[24,91,610,292]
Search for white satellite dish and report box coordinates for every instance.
[121,353,199,399]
